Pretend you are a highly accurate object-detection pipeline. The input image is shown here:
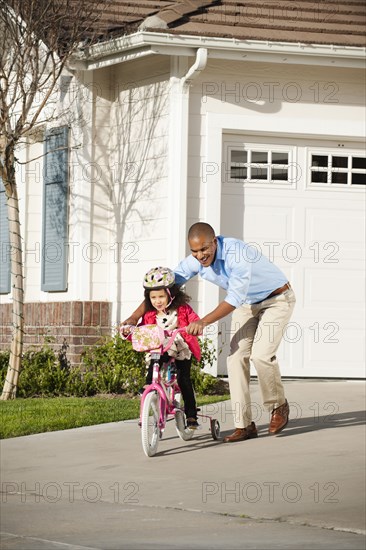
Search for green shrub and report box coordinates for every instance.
[0,344,94,398]
[0,334,221,398]
[80,334,146,395]
[0,350,10,389]
[191,336,221,394]
[18,346,63,397]
[0,346,67,398]
[65,367,97,397]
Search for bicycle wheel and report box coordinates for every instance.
[210,419,221,440]
[141,391,160,457]
[175,410,194,441]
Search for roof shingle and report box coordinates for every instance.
[78,1,366,48]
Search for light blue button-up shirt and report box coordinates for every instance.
[174,236,288,307]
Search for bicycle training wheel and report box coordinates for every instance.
[175,410,194,441]
[141,391,160,457]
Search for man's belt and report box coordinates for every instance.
[267,282,291,299]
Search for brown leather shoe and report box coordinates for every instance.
[269,400,289,435]
[223,422,258,443]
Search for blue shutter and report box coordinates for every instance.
[41,126,69,291]
[0,177,11,294]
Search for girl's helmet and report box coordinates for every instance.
[143,267,175,289]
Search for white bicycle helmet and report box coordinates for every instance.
[143,267,175,289]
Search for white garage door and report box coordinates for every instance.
[220,134,365,378]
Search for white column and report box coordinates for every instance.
[69,70,95,300]
[167,56,190,267]
[167,49,208,267]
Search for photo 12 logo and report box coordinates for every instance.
[201,480,340,504]
[1,481,140,504]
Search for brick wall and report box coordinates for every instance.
[0,301,112,364]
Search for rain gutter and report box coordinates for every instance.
[70,31,366,71]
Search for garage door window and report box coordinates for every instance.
[229,147,292,185]
[310,154,366,186]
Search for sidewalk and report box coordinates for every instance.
[1,380,365,549]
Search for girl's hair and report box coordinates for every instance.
[144,284,191,312]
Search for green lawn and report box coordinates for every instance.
[0,395,229,439]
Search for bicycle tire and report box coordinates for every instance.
[141,391,160,457]
[210,419,221,440]
[175,409,194,441]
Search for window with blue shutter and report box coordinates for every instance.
[0,177,11,294]
[41,126,69,291]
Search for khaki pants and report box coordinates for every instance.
[226,288,296,428]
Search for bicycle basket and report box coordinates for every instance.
[131,324,166,352]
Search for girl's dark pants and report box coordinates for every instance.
[146,355,197,419]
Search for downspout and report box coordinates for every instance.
[167,48,208,267]
[183,47,208,84]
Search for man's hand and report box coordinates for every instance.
[186,320,206,335]
[186,302,236,336]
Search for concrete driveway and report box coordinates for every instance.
[1,380,365,549]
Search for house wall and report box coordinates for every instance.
[2,54,364,373]
[185,59,365,377]
[0,301,111,364]
[69,67,113,306]
[107,55,171,325]
[187,59,365,220]
[0,56,171,362]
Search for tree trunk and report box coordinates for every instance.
[1,173,24,400]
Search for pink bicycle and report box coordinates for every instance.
[121,325,221,457]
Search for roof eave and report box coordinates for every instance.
[69,31,366,71]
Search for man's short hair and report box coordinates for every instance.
[188,222,215,241]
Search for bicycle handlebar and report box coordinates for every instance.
[119,324,189,353]
[119,325,188,336]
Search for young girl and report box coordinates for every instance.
[128,267,201,429]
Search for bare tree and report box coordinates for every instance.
[0,0,107,399]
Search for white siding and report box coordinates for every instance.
[108,56,171,324]
[185,59,365,377]
[22,141,44,301]
[3,57,171,319]
[5,51,364,380]
[188,59,365,212]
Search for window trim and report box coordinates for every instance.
[224,142,297,189]
[307,149,366,188]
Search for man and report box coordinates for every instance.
[124,222,296,443]
[174,223,296,442]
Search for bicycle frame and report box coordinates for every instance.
[139,354,181,433]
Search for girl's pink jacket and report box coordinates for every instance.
[141,304,201,361]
